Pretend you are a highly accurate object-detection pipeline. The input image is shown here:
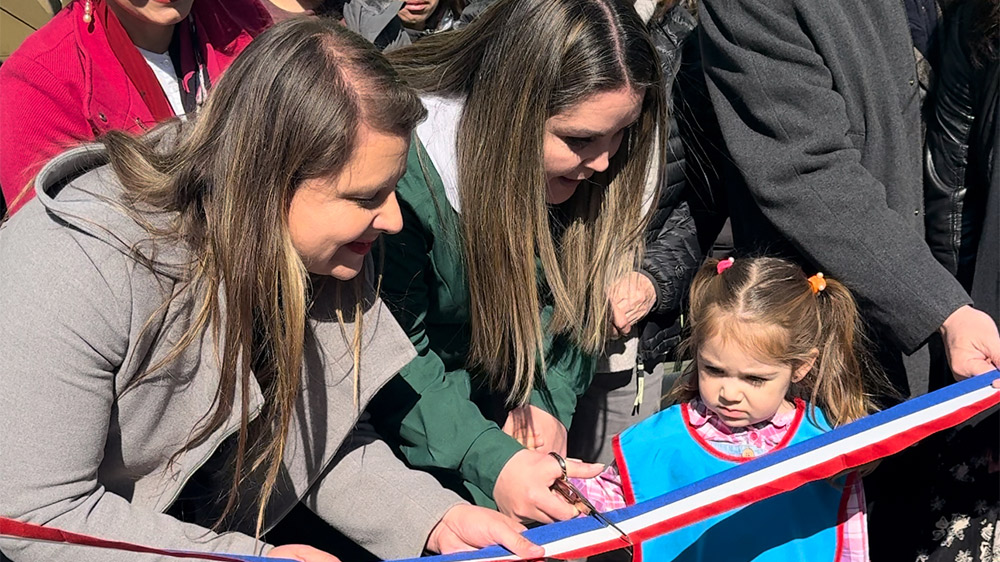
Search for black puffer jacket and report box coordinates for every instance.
[637,3,723,367]
[924,0,999,321]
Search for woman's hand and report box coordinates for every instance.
[502,405,567,454]
[493,449,604,523]
[608,272,657,337]
[268,544,341,561]
[425,504,544,559]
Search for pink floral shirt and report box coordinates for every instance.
[570,399,869,561]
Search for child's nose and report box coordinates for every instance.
[719,383,739,403]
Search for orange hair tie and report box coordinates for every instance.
[808,272,827,294]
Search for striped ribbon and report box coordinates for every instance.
[2,370,997,562]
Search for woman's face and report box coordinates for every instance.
[542,87,644,205]
[398,0,442,27]
[109,0,195,27]
[288,126,409,280]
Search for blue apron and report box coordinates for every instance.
[613,401,848,562]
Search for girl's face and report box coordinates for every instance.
[542,87,644,205]
[696,332,814,427]
[288,126,409,280]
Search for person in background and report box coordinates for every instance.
[924,0,999,385]
[0,0,269,214]
[371,0,664,524]
[575,257,889,561]
[0,19,540,562]
[698,0,1000,555]
[878,0,999,558]
[260,0,411,51]
[698,0,1000,409]
[904,0,941,105]
[397,0,463,41]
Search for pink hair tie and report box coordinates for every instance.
[716,257,735,275]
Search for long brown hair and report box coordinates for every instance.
[101,18,425,535]
[389,0,664,405]
[670,257,887,427]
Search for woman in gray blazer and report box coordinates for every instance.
[0,18,540,562]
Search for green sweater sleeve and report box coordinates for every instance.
[373,158,523,497]
[528,306,597,428]
[373,140,597,497]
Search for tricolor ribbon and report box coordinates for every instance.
[2,370,998,562]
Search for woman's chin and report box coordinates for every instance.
[545,177,581,204]
[305,257,364,281]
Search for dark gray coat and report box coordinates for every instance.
[699,0,971,359]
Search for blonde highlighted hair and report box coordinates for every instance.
[101,19,426,537]
[389,0,664,406]
[670,257,888,427]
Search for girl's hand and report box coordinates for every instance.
[502,405,567,454]
[608,272,657,337]
[493,449,604,523]
[425,504,544,558]
[268,544,341,561]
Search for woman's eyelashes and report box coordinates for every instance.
[563,135,594,149]
[351,187,389,209]
[350,196,378,209]
[563,127,629,151]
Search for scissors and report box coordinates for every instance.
[548,452,634,558]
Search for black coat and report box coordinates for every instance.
[638,5,726,367]
[924,0,999,323]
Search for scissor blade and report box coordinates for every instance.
[560,479,633,547]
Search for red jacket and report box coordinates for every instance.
[0,0,270,214]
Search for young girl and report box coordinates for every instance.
[573,256,884,561]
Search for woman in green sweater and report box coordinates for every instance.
[371,0,664,524]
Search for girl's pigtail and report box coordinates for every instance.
[811,277,879,426]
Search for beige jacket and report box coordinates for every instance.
[0,145,463,561]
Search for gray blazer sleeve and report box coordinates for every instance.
[302,413,466,560]
[699,0,970,352]
[0,220,268,561]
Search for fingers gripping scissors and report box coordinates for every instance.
[548,452,634,558]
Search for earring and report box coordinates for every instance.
[83,0,93,24]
